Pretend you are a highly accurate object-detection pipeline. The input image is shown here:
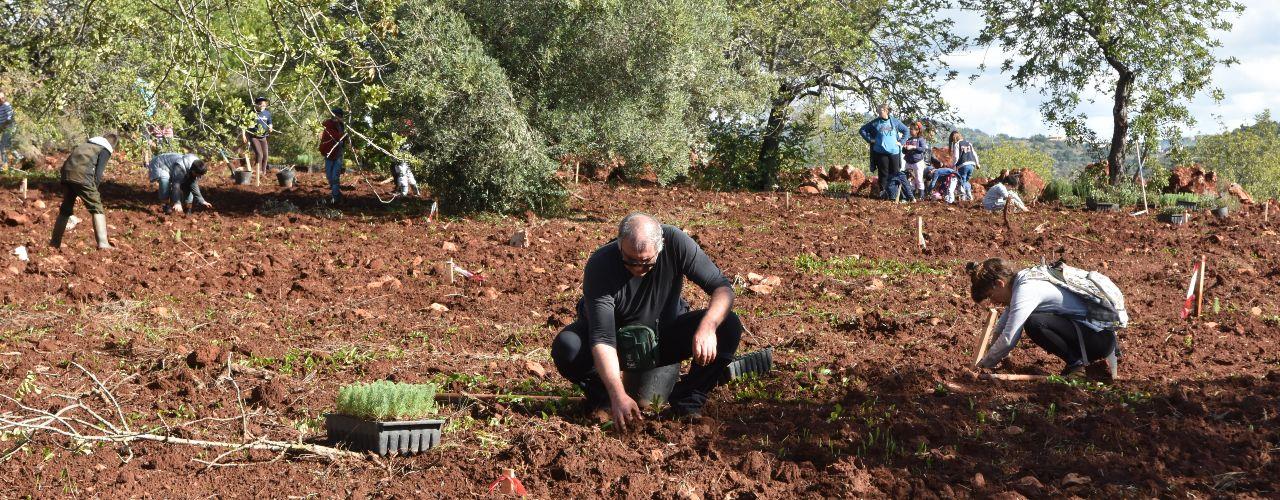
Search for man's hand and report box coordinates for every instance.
[200,201,213,209]
[609,393,643,431]
[692,324,718,366]
[171,203,183,214]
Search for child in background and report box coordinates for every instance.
[949,131,981,202]
[393,160,421,197]
[982,174,1029,212]
[902,122,930,198]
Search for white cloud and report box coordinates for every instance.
[941,0,1276,138]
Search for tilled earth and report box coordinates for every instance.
[0,166,1277,498]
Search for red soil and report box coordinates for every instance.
[0,165,1278,497]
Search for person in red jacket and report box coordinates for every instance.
[319,108,348,203]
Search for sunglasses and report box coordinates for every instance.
[621,257,657,270]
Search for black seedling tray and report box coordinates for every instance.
[722,348,773,383]
[326,414,445,456]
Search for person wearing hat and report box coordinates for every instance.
[319,108,349,203]
[242,97,274,174]
[51,134,118,250]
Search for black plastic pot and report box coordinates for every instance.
[1159,213,1190,225]
[277,169,295,187]
[622,363,680,409]
[1176,200,1200,210]
[325,414,444,456]
[1089,202,1119,212]
[1212,206,1229,218]
[232,170,253,185]
[722,348,773,383]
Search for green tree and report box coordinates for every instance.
[381,0,564,213]
[1182,112,1280,200]
[452,0,756,183]
[968,0,1243,184]
[975,143,1055,181]
[727,0,962,189]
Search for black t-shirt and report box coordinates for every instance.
[577,225,732,348]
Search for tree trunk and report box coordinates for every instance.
[756,92,793,190]
[1107,71,1134,185]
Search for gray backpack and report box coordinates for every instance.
[1023,262,1129,330]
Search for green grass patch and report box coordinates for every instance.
[336,380,439,421]
[792,253,953,278]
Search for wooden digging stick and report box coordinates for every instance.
[974,308,999,366]
[1196,255,1207,317]
[980,373,1048,382]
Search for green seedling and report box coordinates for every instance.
[336,380,439,421]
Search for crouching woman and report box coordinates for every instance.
[966,258,1125,377]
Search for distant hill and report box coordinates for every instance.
[949,126,1100,178]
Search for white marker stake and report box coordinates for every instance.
[917,216,926,250]
[448,258,455,284]
[19,178,27,199]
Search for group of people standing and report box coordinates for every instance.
[858,104,989,205]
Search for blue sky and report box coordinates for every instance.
[939,1,1277,138]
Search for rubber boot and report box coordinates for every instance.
[49,215,70,248]
[92,213,112,250]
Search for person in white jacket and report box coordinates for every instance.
[966,258,1120,377]
[982,177,1028,212]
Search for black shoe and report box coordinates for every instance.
[1060,362,1086,378]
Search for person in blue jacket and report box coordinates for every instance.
[859,104,909,199]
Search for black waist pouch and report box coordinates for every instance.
[616,324,659,372]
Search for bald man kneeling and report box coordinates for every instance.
[550,212,741,428]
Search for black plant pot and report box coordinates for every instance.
[1089,202,1118,212]
[232,170,253,185]
[721,348,773,383]
[1212,207,1229,218]
[326,414,445,456]
[277,169,295,187]
[1176,200,1200,210]
[1159,213,1190,225]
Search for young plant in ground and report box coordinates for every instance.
[336,380,439,421]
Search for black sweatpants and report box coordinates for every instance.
[551,310,742,413]
[1023,312,1116,366]
[871,152,901,198]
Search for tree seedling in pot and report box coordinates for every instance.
[327,380,445,456]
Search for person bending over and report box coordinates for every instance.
[551,213,741,428]
[51,134,117,250]
[981,175,1028,212]
[967,258,1126,377]
[165,157,211,215]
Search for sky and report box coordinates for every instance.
[938,1,1278,138]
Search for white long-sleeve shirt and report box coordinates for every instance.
[982,183,1028,212]
[978,270,1096,368]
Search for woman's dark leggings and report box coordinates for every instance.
[1023,312,1116,366]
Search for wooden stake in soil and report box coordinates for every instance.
[1266,202,1270,222]
[917,216,926,251]
[1195,255,1207,318]
[19,178,26,199]
[785,191,791,210]
[448,258,455,284]
[975,308,999,366]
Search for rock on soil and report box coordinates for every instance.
[187,345,229,369]
[250,379,289,409]
[1227,183,1254,204]
[740,450,772,482]
[1167,164,1219,195]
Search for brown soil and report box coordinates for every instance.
[0,165,1278,497]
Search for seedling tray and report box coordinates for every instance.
[722,348,773,383]
[325,414,445,456]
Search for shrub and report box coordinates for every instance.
[382,0,565,214]
[336,380,439,421]
[696,116,812,191]
[1058,194,1083,208]
[1041,178,1075,202]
